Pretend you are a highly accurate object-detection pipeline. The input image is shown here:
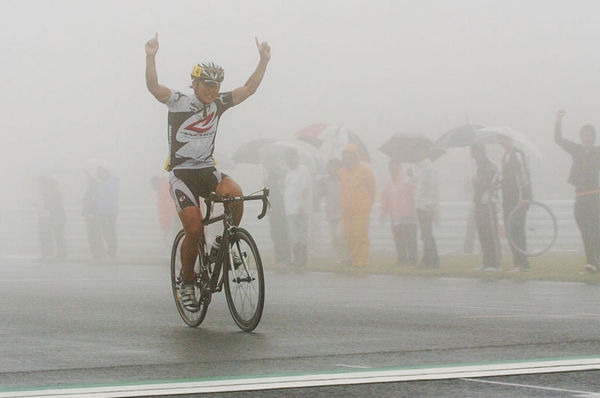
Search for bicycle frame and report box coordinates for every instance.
[196,188,269,298]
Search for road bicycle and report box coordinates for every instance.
[170,188,269,332]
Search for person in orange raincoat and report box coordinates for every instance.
[338,143,376,267]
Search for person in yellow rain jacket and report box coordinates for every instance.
[338,143,376,267]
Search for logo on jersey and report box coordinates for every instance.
[183,111,216,134]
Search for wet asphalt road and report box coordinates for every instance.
[1,256,600,396]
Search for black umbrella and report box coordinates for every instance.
[378,133,444,163]
[435,124,484,149]
[232,138,277,164]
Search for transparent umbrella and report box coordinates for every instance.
[474,126,542,159]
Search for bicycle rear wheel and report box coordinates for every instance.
[506,200,558,257]
[171,230,209,327]
[224,228,265,332]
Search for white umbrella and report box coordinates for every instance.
[475,126,542,159]
[318,124,349,161]
[316,124,370,163]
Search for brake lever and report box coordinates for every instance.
[257,187,270,220]
[202,192,219,224]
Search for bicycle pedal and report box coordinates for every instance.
[199,290,212,306]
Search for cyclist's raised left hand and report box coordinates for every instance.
[255,37,271,62]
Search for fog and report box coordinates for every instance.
[1,0,599,257]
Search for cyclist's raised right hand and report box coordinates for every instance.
[145,33,159,56]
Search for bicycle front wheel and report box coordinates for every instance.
[224,228,265,332]
[171,229,209,327]
[506,200,558,257]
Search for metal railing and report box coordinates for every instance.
[0,200,581,259]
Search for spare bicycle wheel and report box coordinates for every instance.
[506,200,558,257]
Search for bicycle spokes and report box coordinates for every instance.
[170,230,209,327]
[224,229,264,331]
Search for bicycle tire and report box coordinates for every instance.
[170,229,209,327]
[224,228,265,332]
[506,200,558,257]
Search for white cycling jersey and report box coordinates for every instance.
[166,89,234,171]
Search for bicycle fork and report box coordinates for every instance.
[225,228,254,284]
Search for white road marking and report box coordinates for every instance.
[460,313,600,319]
[2,357,600,397]
[336,364,372,369]
[0,278,159,283]
[462,377,598,396]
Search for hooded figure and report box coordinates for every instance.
[338,143,376,267]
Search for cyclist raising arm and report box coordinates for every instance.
[145,34,271,105]
[145,33,271,310]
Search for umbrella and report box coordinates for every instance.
[295,123,330,140]
[378,133,444,163]
[260,139,323,175]
[295,123,370,162]
[232,138,278,164]
[320,128,371,162]
[474,126,542,159]
[435,124,484,149]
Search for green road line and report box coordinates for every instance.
[2,354,600,393]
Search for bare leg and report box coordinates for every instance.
[215,177,244,226]
[179,206,204,283]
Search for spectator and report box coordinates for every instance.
[151,175,178,247]
[555,110,600,273]
[497,133,531,272]
[96,166,119,259]
[471,145,501,271]
[381,160,417,266]
[462,180,477,254]
[283,149,312,267]
[82,171,103,258]
[265,168,291,265]
[37,175,66,260]
[339,143,376,267]
[317,158,344,263]
[414,144,440,269]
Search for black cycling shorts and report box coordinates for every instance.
[168,167,229,212]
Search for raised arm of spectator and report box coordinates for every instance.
[232,38,271,106]
[145,33,171,104]
[554,110,578,154]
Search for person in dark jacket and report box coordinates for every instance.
[497,133,532,271]
[555,110,600,273]
[471,145,500,270]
